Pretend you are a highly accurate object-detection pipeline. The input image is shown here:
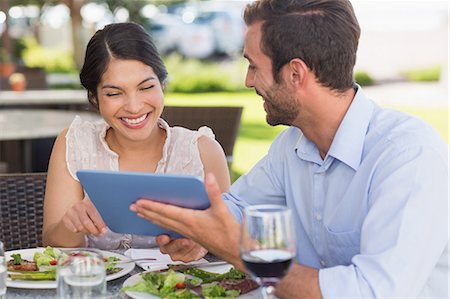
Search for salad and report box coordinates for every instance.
[7,246,122,281]
[122,265,258,299]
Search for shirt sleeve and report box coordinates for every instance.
[319,144,449,298]
[223,129,291,222]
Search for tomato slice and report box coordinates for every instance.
[175,282,185,289]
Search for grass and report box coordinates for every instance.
[165,91,448,178]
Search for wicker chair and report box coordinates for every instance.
[161,106,243,165]
[0,172,47,251]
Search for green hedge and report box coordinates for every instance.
[403,65,441,82]
[164,55,247,93]
[20,38,77,74]
[354,71,374,86]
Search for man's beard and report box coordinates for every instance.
[263,83,299,126]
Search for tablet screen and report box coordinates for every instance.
[77,170,210,237]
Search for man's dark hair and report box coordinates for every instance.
[244,0,360,91]
[79,22,168,111]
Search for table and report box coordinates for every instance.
[6,268,136,299]
[0,90,86,106]
[0,109,100,172]
[0,90,90,111]
[5,252,223,298]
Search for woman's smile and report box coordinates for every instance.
[120,112,151,129]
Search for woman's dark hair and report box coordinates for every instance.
[80,22,168,110]
[244,0,360,92]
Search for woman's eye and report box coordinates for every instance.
[141,85,154,91]
[106,93,120,97]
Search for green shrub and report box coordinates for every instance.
[20,38,77,74]
[355,71,374,86]
[403,65,441,82]
[164,55,247,93]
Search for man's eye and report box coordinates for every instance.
[248,65,256,71]
[106,92,120,97]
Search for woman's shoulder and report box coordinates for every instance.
[68,115,105,132]
[65,116,110,180]
[66,116,107,144]
[159,120,215,174]
[168,124,215,143]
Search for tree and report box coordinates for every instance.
[95,0,150,24]
[4,0,190,70]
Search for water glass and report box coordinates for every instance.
[0,241,6,299]
[56,250,106,299]
[241,205,296,299]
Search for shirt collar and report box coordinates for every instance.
[295,134,324,165]
[327,85,375,170]
[295,85,375,170]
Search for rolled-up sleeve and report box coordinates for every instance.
[223,130,290,222]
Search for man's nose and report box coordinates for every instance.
[245,71,254,88]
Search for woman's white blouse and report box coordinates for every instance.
[65,115,214,249]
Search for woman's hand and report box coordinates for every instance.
[61,197,107,236]
[156,235,208,262]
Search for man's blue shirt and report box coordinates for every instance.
[224,87,449,298]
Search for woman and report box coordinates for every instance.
[42,23,230,250]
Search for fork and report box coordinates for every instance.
[114,257,157,264]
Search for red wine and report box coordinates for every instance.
[242,249,294,279]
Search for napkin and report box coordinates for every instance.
[124,248,208,271]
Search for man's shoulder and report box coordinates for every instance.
[368,107,447,156]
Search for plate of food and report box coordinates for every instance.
[5,246,135,289]
[121,263,260,299]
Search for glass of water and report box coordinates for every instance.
[56,249,106,299]
[0,241,6,299]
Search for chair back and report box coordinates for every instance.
[0,172,47,251]
[161,106,243,164]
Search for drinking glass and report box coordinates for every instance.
[0,241,6,299]
[240,205,296,299]
[56,250,106,299]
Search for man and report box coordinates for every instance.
[131,0,449,298]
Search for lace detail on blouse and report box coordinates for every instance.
[65,116,215,249]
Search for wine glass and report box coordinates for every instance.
[56,249,106,299]
[240,205,296,299]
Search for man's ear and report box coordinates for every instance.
[287,58,309,86]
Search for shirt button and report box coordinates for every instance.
[320,260,326,266]
[315,214,322,221]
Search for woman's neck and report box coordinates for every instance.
[106,124,167,172]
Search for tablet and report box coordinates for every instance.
[77,169,210,238]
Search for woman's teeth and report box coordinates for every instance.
[122,114,147,124]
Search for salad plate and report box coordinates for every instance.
[122,263,260,299]
[5,247,135,289]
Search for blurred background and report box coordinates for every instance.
[0,0,448,179]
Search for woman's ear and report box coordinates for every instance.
[288,58,309,86]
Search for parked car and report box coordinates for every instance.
[191,9,244,57]
[144,13,214,59]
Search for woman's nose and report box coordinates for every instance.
[124,93,143,113]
